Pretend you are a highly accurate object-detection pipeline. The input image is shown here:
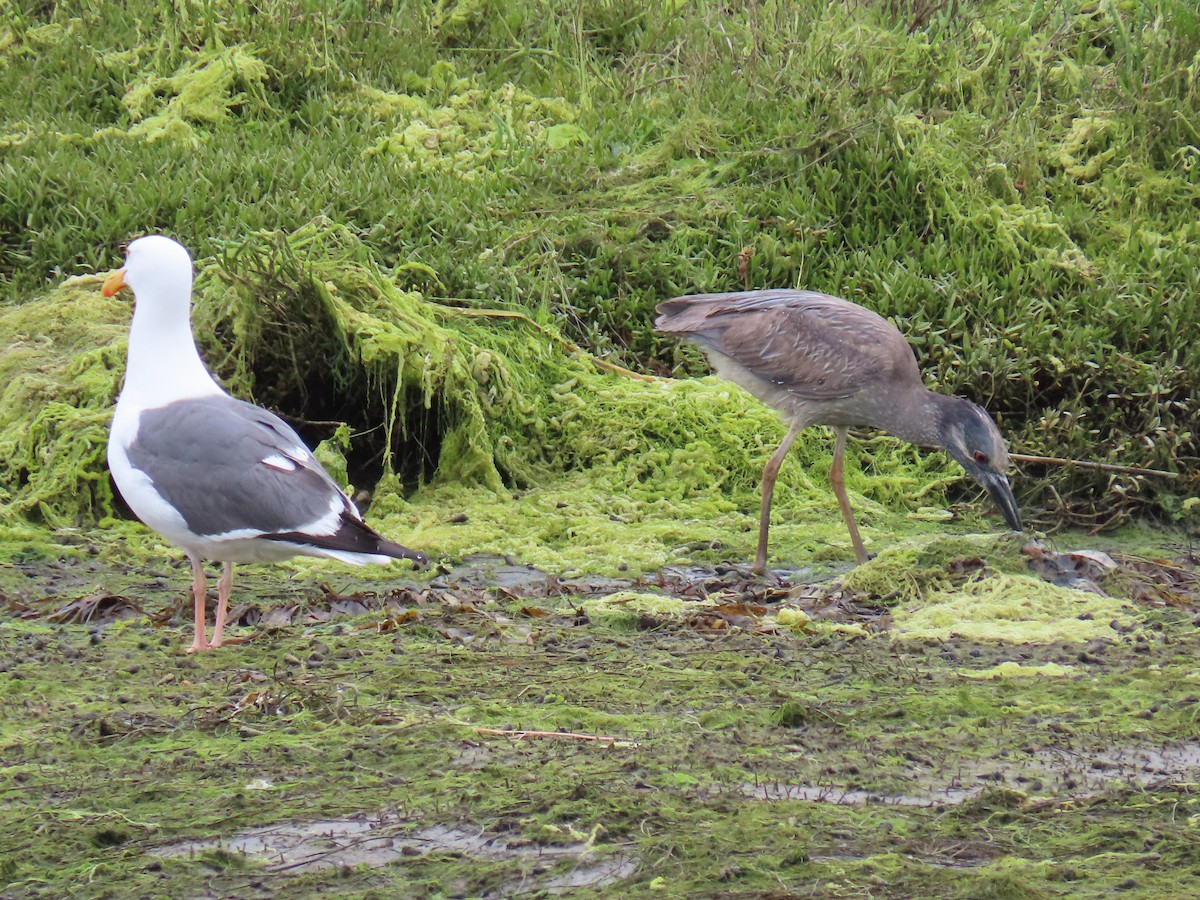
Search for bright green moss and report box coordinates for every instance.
[581,591,686,629]
[961,661,1079,679]
[892,573,1139,644]
[0,279,127,527]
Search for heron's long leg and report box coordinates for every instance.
[211,561,234,648]
[830,426,869,564]
[754,421,804,575]
[186,555,211,654]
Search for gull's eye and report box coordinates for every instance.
[973,451,990,464]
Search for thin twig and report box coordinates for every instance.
[1011,453,1182,480]
[474,727,619,743]
[272,411,361,429]
[624,73,687,98]
[590,356,661,382]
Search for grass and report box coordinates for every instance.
[2,0,1199,528]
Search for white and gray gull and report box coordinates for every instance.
[104,235,426,652]
[655,289,1022,573]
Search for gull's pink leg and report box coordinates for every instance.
[754,421,804,575]
[211,561,234,648]
[830,426,869,564]
[186,556,211,653]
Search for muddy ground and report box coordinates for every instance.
[2,539,1199,898]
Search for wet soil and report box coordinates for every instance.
[2,541,1199,897]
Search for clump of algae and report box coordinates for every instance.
[581,591,685,629]
[892,573,1139,644]
[840,532,1027,603]
[352,61,586,173]
[961,661,1078,679]
[118,45,270,144]
[6,43,270,150]
[0,278,127,527]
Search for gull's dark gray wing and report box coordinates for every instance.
[127,395,343,537]
[125,395,425,562]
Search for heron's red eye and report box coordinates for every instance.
[973,451,990,464]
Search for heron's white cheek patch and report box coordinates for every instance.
[262,455,298,472]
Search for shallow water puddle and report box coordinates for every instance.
[745,741,1200,806]
[499,854,641,895]
[150,810,637,891]
[749,783,981,806]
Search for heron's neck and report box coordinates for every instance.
[118,291,223,411]
[874,388,958,449]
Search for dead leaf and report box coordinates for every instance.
[362,609,421,633]
[261,606,296,628]
[712,600,768,617]
[947,557,986,575]
[48,592,144,624]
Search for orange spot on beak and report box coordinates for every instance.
[102,268,128,297]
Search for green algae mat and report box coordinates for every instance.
[2,534,1200,898]
[4,0,1200,896]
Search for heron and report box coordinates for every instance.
[655,289,1022,573]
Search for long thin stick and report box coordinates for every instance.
[1011,453,1182,480]
[845,434,1186,482]
[474,727,618,743]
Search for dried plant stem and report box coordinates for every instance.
[1012,453,1182,480]
[474,727,619,743]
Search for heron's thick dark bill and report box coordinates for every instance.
[981,471,1023,532]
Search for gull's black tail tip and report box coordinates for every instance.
[378,537,429,567]
[263,510,428,567]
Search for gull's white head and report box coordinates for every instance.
[103,235,193,302]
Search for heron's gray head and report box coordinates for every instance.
[940,398,1022,532]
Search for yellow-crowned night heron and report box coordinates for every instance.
[655,289,1022,572]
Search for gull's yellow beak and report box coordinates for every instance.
[102,268,128,297]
